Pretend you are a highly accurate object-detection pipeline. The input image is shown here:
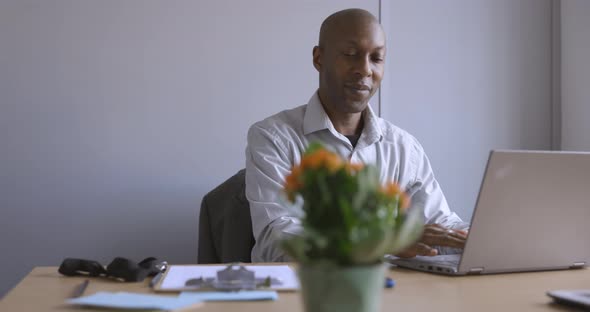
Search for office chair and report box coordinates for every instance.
[197,169,255,263]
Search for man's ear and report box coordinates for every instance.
[312,46,321,72]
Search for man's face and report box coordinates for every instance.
[315,21,385,114]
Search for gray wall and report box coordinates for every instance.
[561,0,590,151]
[0,0,378,297]
[381,0,553,221]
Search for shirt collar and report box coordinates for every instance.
[361,100,383,146]
[303,92,333,135]
[302,91,383,144]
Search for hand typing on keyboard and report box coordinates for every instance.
[395,224,468,258]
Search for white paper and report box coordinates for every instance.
[178,290,278,301]
[159,265,299,291]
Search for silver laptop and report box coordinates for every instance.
[389,150,590,275]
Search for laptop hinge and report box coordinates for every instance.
[571,262,586,269]
[467,267,484,274]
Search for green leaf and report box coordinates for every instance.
[387,207,424,253]
[304,141,325,155]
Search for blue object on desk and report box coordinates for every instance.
[179,290,278,301]
[67,292,202,310]
[384,277,395,288]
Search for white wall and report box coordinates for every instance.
[381,0,553,221]
[561,0,590,151]
[0,0,378,297]
[0,0,565,298]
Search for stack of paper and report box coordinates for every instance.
[179,291,278,301]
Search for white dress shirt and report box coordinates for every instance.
[245,92,468,262]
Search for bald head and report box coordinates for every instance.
[313,9,386,118]
[318,9,383,48]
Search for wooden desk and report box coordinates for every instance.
[1,266,588,311]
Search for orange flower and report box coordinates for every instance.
[380,182,410,210]
[300,150,323,169]
[300,149,343,173]
[345,162,364,174]
[284,165,302,202]
[381,182,401,197]
[399,192,411,211]
[324,153,343,173]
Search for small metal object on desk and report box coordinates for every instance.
[71,279,89,298]
[149,261,168,288]
[184,263,282,291]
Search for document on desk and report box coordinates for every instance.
[155,265,299,292]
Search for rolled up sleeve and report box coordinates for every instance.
[406,139,469,254]
[405,139,467,229]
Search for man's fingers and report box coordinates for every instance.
[396,225,468,258]
[421,225,468,249]
[425,228,467,242]
[423,225,467,239]
[423,232,466,249]
[456,229,468,236]
[414,243,438,256]
[395,243,438,258]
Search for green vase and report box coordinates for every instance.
[298,263,386,312]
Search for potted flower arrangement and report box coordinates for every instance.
[282,142,424,312]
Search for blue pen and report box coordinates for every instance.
[384,277,395,288]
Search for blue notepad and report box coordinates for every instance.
[67,292,202,310]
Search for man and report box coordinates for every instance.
[245,9,469,262]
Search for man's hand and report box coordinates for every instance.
[396,224,468,258]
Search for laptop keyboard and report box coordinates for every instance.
[413,254,461,267]
[387,254,461,274]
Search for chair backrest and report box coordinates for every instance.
[198,169,255,263]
